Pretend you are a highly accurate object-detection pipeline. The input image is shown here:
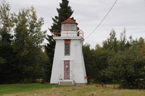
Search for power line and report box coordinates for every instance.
[85,0,118,40]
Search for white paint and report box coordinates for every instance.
[50,23,87,85]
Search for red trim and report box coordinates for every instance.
[61,17,78,25]
[65,39,70,43]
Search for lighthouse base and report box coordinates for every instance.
[59,80,75,85]
[57,80,87,85]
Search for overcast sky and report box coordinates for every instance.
[1,0,145,49]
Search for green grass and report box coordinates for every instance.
[1,84,145,96]
[0,83,71,95]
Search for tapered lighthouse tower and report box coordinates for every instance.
[50,17,87,85]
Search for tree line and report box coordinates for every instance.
[0,0,145,89]
[83,29,145,89]
[0,0,48,84]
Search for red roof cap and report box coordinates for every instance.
[61,17,78,25]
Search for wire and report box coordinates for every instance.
[84,0,118,40]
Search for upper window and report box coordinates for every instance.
[61,24,77,31]
[65,40,70,55]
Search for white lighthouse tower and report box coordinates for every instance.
[50,17,87,85]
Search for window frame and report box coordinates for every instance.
[64,39,71,56]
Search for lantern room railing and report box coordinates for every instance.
[53,30,84,38]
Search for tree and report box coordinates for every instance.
[101,44,145,89]
[43,35,55,82]
[102,29,119,52]
[140,39,145,59]
[13,6,46,82]
[95,44,102,50]
[102,29,132,53]
[44,0,78,82]
[49,0,77,34]
[32,49,49,79]
[0,0,17,84]
[0,0,14,61]
[119,28,127,51]
[93,48,116,84]
[82,44,95,83]
[82,43,115,84]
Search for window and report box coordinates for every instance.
[65,40,70,55]
[61,24,77,31]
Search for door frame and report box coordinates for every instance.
[64,60,70,80]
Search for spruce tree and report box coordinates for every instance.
[49,0,76,33]
[44,0,78,82]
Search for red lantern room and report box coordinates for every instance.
[53,17,83,37]
[61,16,78,31]
[61,17,78,37]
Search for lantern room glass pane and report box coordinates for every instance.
[62,24,77,31]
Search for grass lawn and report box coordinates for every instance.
[0,83,71,96]
[0,83,145,96]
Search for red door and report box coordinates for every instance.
[64,60,70,80]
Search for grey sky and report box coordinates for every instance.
[1,0,145,49]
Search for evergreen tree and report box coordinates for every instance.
[119,28,126,51]
[0,0,17,84]
[118,28,132,51]
[102,29,119,52]
[44,0,78,82]
[49,0,76,33]
[13,6,46,82]
[42,35,55,82]
[102,29,132,53]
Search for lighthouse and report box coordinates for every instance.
[50,17,87,85]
